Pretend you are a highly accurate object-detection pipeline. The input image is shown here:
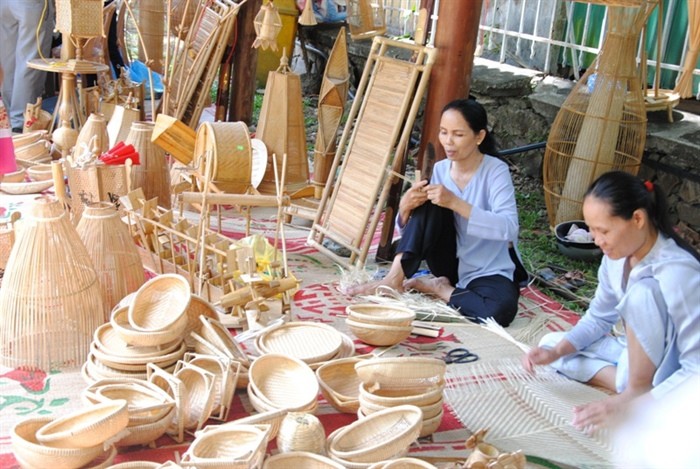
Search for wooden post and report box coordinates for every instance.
[417,0,483,166]
[228,0,263,123]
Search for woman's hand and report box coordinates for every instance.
[398,179,429,225]
[522,346,560,373]
[424,184,458,209]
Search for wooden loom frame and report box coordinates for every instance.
[307,36,436,267]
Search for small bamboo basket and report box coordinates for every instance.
[182,424,270,469]
[346,304,415,326]
[276,412,326,455]
[248,354,319,411]
[181,353,239,421]
[345,318,413,346]
[174,362,217,431]
[126,121,172,209]
[110,305,187,348]
[128,274,191,332]
[355,358,446,392]
[316,355,371,413]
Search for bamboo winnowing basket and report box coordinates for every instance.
[0,198,104,370]
[308,37,437,267]
[76,202,145,319]
[194,121,252,194]
[256,56,309,195]
[311,27,350,198]
[543,1,656,226]
[126,121,172,208]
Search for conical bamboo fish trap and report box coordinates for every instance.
[543,1,656,226]
[76,202,145,320]
[256,53,308,195]
[193,121,252,194]
[126,121,171,208]
[0,197,104,370]
[311,28,350,199]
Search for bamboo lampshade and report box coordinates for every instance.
[347,0,386,40]
[126,121,171,208]
[0,198,104,370]
[256,54,308,194]
[76,202,145,320]
[543,1,656,226]
[55,0,104,38]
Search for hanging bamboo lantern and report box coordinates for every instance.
[347,0,386,40]
[0,197,104,370]
[126,121,171,208]
[76,202,145,319]
[256,51,308,195]
[253,0,283,51]
[543,0,657,226]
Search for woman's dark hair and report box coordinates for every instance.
[442,98,499,156]
[585,171,700,262]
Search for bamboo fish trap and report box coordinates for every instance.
[76,202,145,320]
[126,121,172,208]
[543,0,656,226]
[0,197,105,370]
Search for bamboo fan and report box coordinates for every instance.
[543,0,657,226]
[256,52,308,195]
[346,0,387,40]
[311,27,350,199]
[674,0,700,98]
[126,121,172,208]
[0,197,104,370]
[299,0,317,26]
[253,1,283,51]
[76,202,146,320]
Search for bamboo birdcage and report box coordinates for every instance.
[543,0,657,226]
[346,0,386,40]
[76,202,145,319]
[0,198,104,370]
[256,53,308,194]
[126,121,172,208]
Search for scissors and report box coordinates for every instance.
[444,348,479,364]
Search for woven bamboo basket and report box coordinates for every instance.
[355,358,446,392]
[221,408,287,440]
[183,424,269,469]
[417,408,443,438]
[128,274,191,332]
[198,317,250,366]
[146,364,187,443]
[181,353,239,420]
[12,130,48,148]
[75,113,109,156]
[84,354,148,382]
[328,405,422,464]
[0,178,54,195]
[14,139,50,162]
[65,162,129,222]
[543,2,653,225]
[27,163,54,181]
[11,416,106,469]
[77,202,145,319]
[248,354,319,411]
[152,114,196,165]
[359,382,444,409]
[0,197,104,370]
[255,322,343,364]
[276,412,326,454]
[316,355,370,413]
[359,395,443,424]
[345,318,413,346]
[193,121,252,193]
[264,451,345,469]
[36,400,129,449]
[115,406,175,447]
[85,383,174,425]
[111,304,187,348]
[126,121,171,208]
[2,168,26,182]
[346,304,415,327]
[94,321,183,361]
[367,457,437,469]
[174,362,216,431]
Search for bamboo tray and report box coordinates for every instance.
[248,354,319,411]
[0,179,54,194]
[92,323,183,362]
[255,322,344,364]
[128,274,191,332]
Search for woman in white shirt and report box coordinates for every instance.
[347,99,526,326]
[522,171,700,431]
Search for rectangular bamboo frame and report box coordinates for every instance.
[307,37,436,267]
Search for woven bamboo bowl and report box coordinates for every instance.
[345,318,413,346]
[247,383,319,415]
[222,407,288,440]
[12,129,47,147]
[367,457,438,469]
[359,395,444,422]
[11,416,105,469]
[263,451,345,469]
[418,408,443,438]
[185,425,268,468]
[90,337,186,372]
[1,168,26,183]
[111,304,188,347]
[128,274,191,332]
[175,364,216,431]
[182,354,239,417]
[328,405,423,463]
[359,382,444,409]
[248,354,319,411]
[115,405,175,447]
[93,322,183,360]
[35,400,129,449]
[27,163,54,181]
[346,304,416,327]
[90,383,175,425]
[355,358,446,391]
[316,356,369,413]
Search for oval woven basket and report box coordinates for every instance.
[264,451,345,469]
[0,178,54,194]
[182,353,239,419]
[222,407,287,440]
[93,322,182,360]
[346,304,416,327]
[35,400,129,449]
[355,358,446,391]
[418,408,443,438]
[185,424,268,468]
[91,383,175,425]
[11,416,105,469]
[327,405,423,464]
[128,274,191,332]
[27,163,54,181]
[345,318,413,346]
[111,304,187,348]
[175,363,216,431]
[115,406,175,447]
[256,322,343,364]
[359,382,444,409]
[316,355,371,413]
[367,457,438,469]
[2,168,26,183]
[248,354,319,411]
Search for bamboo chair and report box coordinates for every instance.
[307,36,436,267]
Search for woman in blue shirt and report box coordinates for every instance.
[347,99,526,326]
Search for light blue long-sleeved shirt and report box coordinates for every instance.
[565,235,700,398]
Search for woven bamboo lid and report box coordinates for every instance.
[256,322,343,364]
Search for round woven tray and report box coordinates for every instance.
[248,354,319,411]
[355,358,446,391]
[35,400,129,449]
[128,274,191,332]
[94,323,182,360]
[256,322,343,364]
[90,335,186,372]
